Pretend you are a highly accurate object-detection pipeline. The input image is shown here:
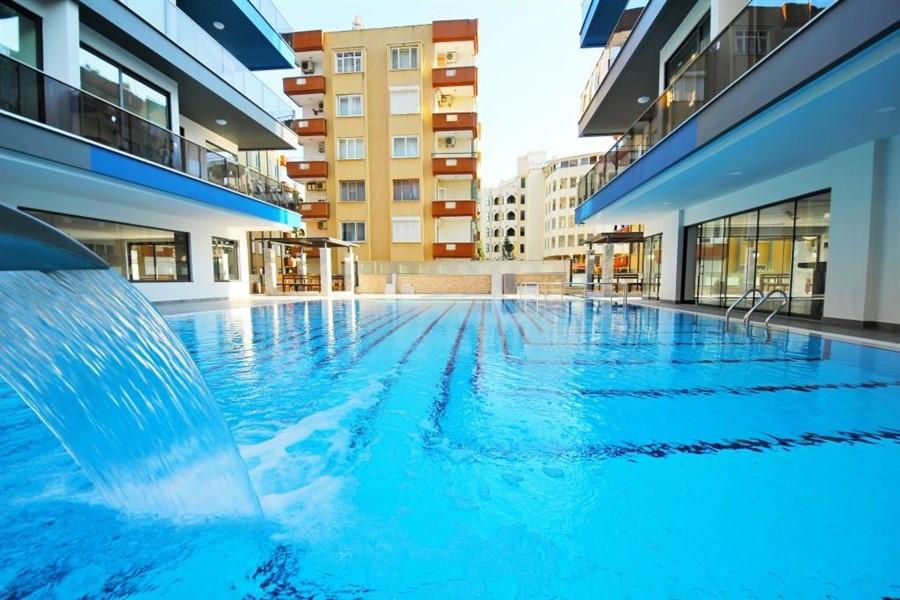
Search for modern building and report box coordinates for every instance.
[576,0,900,328]
[541,152,606,264]
[283,19,481,262]
[0,0,304,302]
[481,151,543,260]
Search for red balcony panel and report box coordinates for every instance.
[432,66,477,92]
[298,202,330,219]
[291,117,327,137]
[432,200,477,218]
[283,75,326,96]
[432,112,477,134]
[432,20,478,52]
[432,156,477,176]
[433,242,476,258]
[290,30,324,53]
[286,160,328,179]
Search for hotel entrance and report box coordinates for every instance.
[683,191,830,318]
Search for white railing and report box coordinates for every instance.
[247,0,292,34]
[579,46,619,115]
[119,0,295,122]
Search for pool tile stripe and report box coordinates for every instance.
[493,302,509,356]
[432,302,476,433]
[502,301,530,343]
[516,356,829,367]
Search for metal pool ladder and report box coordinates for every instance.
[724,288,761,329]
[742,289,789,332]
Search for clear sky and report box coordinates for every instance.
[262,0,614,186]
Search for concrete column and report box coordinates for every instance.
[320,244,332,297]
[602,243,614,297]
[299,251,308,277]
[42,0,81,85]
[585,248,595,289]
[343,249,355,293]
[263,244,277,294]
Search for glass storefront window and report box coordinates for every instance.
[25,209,190,282]
[689,191,830,318]
[643,233,662,300]
[0,0,40,68]
[212,237,239,282]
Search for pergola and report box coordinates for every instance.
[584,230,646,294]
[261,237,358,296]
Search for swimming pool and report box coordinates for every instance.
[1,299,898,597]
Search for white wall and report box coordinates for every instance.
[435,217,471,243]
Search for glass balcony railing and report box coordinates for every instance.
[579,1,648,116]
[247,0,292,34]
[578,0,836,206]
[0,54,299,213]
[118,0,295,123]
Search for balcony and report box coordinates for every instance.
[432,66,478,94]
[433,200,477,218]
[432,153,477,177]
[286,160,328,179]
[433,242,477,259]
[290,118,327,138]
[297,202,330,219]
[577,0,838,212]
[433,20,478,50]
[433,112,477,134]
[176,0,295,69]
[289,30,324,53]
[0,54,299,224]
[284,75,326,103]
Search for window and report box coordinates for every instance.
[506,227,515,237]
[392,135,419,158]
[570,177,578,187]
[520,210,525,220]
[493,197,500,206]
[519,244,525,254]
[0,0,41,68]
[25,209,190,282]
[338,137,365,159]
[336,94,363,116]
[79,45,170,128]
[520,177,526,189]
[735,29,769,56]
[341,221,366,242]
[506,195,516,204]
[212,237,239,282]
[519,227,525,236]
[335,50,362,73]
[664,12,710,86]
[506,211,515,220]
[389,86,420,114]
[393,179,419,201]
[520,195,525,204]
[391,217,421,243]
[390,46,418,70]
[339,180,365,201]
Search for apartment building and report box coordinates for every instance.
[542,153,605,262]
[576,0,900,328]
[283,19,481,262]
[481,151,543,260]
[0,0,303,302]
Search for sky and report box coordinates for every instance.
[261,0,614,186]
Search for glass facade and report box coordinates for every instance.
[0,0,40,68]
[689,191,830,318]
[212,237,239,282]
[25,209,191,282]
[642,234,662,300]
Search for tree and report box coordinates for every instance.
[502,237,515,260]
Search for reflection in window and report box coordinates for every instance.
[25,209,190,282]
[212,237,239,282]
[0,0,40,68]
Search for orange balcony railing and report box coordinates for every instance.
[432,66,477,92]
[290,118,327,137]
[289,30,324,53]
[432,19,478,51]
[286,160,328,179]
[432,112,477,134]
[297,202,330,219]
[433,242,476,258]
[283,75,326,96]
[432,154,477,176]
[432,200,477,218]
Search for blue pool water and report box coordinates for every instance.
[1,299,898,598]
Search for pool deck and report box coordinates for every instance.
[155,294,900,351]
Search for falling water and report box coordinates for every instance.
[0,269,261,519]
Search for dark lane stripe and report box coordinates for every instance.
[351,306,432,364]
[348,302,457,449]
[517,304,545,334]
[516,379,900,400]
[502,300,530,343]
[530,340,773,347]
[472,301,486,392]
[431,301,476,433]
[493,302,509,356]
[455,429,900,463]
[514,356,829,367]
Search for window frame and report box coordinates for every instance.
[211,236,240,282]
[334,50,363,74]
[338,137,365,160]
[392,179,420,202]
[391,135,420,159]
[389,45,419,71]
[336,93,363,117]
[340,221,367,243]
[388,85,420,115]
[390,216,421,243]
[0,0,43,68]
[339,180,366,202]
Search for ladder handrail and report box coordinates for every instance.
[742,289,789,328]
[725,288,761,328]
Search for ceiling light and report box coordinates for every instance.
[212,21,225,30]
[215,118,228,126]
[875,105,896,114]
[637,96,651,105]
[729,170,743,176]
[661,202,671,205]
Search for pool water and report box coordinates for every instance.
[1,299,899,598]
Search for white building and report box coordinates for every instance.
[541,153,605,262]
[481,151,545,260]
[0,0,304,302]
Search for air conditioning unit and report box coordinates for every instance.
[437,93,453,108]
[445,51,458,64]
[300,60,315,74]
[307,181,326,192]
[317,100,324,110]
[317,220,328,230]
[443,136,456,148]
[317,142,326,154]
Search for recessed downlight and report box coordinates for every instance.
[637,96,651,104]
[729,170,743,176]
[875,105,896,114]
[212,21,225,30]
[215,118,228,126]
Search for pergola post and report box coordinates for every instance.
[343,248,356,294]
[602,243,614,298]
[263,242,277,295]
[320,243,332,296]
